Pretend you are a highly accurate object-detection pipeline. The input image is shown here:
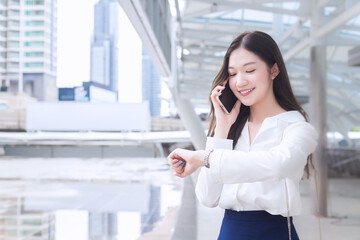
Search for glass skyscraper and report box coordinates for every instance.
[142,47,161,117]
[90,0,118,94]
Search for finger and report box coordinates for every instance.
[173,161,185,171]
[174,171,185,178]
[211,85,225,98]
[168,148,180,160]
[210,91,224,109]
[174,168,184,174]
[173,159,183,167]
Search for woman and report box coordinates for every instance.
[168,31,318,240]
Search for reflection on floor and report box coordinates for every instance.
[0,157,182,240]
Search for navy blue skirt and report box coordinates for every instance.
[218,210,299,240]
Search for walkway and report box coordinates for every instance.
[197,178,360,240]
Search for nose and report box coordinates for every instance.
[235,74,248,89]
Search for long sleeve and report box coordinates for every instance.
[195,137,233,208]
[208,121,318,184]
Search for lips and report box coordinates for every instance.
[239,88,255,96]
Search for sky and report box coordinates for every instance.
[57,0,142,103]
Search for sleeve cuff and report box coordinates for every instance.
[208,149,224,183]
[206,137,233,150]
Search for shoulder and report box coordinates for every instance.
[276,110,306,123]
[276,111,318,138]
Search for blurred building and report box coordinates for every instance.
[0,0,57,101]
[90,0,118,99]
[89,212,117,239]
[142,47,161,116]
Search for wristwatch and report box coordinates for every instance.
[204,149,214,168]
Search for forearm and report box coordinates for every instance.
[213,125,230,139]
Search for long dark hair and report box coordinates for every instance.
[207,31,313,177]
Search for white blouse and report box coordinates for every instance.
[195,111,318,217]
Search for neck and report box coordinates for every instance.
[249,92,285,124]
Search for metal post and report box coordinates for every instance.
[309,0,328,218]
[309,46,328,217]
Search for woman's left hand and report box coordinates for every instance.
[168,149,205,178]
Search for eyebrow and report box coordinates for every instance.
[228,62,256,69]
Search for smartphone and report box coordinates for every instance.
[218,81,238,114]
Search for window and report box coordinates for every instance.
[25,10,44,16]
[8,52,19,58]
[24,41,44,47]
[8,21,20,27]
[9,0,20,6]
[8,41,19,48]
[8,62,19,68]
[8,10,20,16]
[25,31,44,37]
[8,31,20,37]
[25,21,44,26]
[25,52,44,57]
[24,62,43,68]
[25,0,44,5]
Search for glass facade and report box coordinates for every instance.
[90,0,119,94]
[142,47,161,117]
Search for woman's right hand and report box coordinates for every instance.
[211,84,241,138]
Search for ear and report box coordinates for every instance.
[270,63,279,79]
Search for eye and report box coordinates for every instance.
[246,69,255,73]
[229,73,236,77]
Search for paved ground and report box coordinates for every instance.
[0,157,359,240]
[197,178,360,240]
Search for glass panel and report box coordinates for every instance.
[24,62,44,68]
[24,41,44,47]
[25,0,44,5]
[25,21,44,26]
[24,52,44,57]
[25,31,44,37]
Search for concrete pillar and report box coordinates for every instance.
[18,72,23,94]
[309,46,328,217]
[169,21,206,151]
[175,98,206,150]
[169,19,206,240]
[170,177,197,240]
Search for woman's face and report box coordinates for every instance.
[228,47,275,107]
